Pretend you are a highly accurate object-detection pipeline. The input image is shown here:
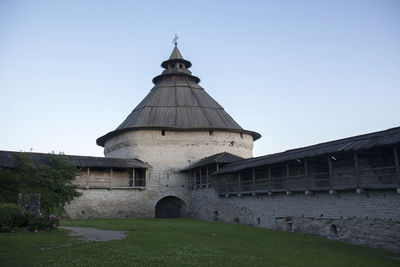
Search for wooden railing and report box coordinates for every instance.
[215,165,399,195]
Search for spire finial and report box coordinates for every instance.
[173,34,179,46]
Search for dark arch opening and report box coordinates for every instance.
[155,196,184,218]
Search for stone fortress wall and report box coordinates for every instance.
[190,187,400,252]
[103,129,254,166]
[65,129,254,219]
[62,45,400,252]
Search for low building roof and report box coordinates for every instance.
[214,126,400,175]
[183,152,244,171]
[0,150,151,169]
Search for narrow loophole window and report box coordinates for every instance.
[161,130,166,136]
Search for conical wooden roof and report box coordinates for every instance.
[169,46,183,59]
[97,46,260,146]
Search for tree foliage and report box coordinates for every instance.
[0,153,82,215]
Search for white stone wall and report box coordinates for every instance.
[64,187,191,219]
[104,129,253,166]
[190,188,400,252]
[104,129,253,186]
[104,129,253,207]
[66,129,254,219]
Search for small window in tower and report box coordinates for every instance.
[171,63,175,68]
[161,130,166,136]
[240,132,243,139]
[209,130,213,136]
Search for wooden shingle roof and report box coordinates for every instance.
[97,46,260,146]
[214,126,400,175]
[183,152,244,171]
[0,150,151,169]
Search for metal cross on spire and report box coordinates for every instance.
[173,34,179,46]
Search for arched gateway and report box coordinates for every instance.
[155,196,185,218]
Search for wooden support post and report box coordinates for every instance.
[303,159,310,191]
[238,172,241,194]
[304,160,312,195]
[199,168,202,187]
[252,168,256,194]
[189,170,192,189]
[225,175,229,194]
[194,170,196,187]
[268,166,271,192]
[393,146,400,186]
[196,169,199,187]
[206,166,209,187]
[133,168,136,187]
[328,157,333,189]
[286,163,290,193]
[216,163,219,171]
[86,167,90,189]
[110,168,113,189]
[354,152,360,187]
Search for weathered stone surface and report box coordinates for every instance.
[65,129,255,218]
[276,217,400,252]
[104,129,253,168]
[64,188,190,219]
[190,187,400,252]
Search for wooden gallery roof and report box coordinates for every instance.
[0,150,151,169]
[183,152,244,171]
[215,126,400,175]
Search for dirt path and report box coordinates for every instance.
[59,226,127,242]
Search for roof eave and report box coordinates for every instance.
[97,127,261,147]
[161,58,192,69]
[152,73,200,84]
[213,126,400,175]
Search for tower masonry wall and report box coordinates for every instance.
[65,129,254,219]
[190,187,400,252]
[103,129,254,194]
[64,187,191,219]
[104,129,254,165]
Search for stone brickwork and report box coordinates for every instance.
[104,129,253,189]
[190,187,400,252]
[66,129,254,219]
[104,129,253,165]
[64,187,191,219]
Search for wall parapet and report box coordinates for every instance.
[206,145,400,197]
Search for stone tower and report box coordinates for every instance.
[96,44,260,216]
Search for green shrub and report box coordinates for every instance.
[19,208,61,232]
[0,153,82,216]
[0,204,61,232]
[0,203,20,231]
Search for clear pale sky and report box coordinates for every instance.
[0,0,399,157]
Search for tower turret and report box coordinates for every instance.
[97,45,260,148]
[94,44,261,218]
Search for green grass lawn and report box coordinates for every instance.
[0,218,399,266]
